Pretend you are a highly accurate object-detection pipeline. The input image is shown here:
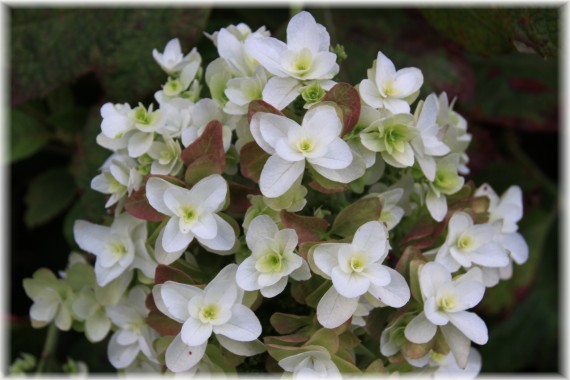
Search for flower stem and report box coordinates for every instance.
[36,323,59,373]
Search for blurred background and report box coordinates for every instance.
[8,7,560,373]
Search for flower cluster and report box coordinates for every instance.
[23,11,528,377]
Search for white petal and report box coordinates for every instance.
[290,260,311,281]
[128,131,154,158]
[306,52,339,80]
[316,286,358,329]
[447,311,488,345]
[426,190,447,222]
[440,324,471,369]
[361,263,391,287]
[204,276,238,306]
[190,212,218,240]
[351,221,388,262]
[359,79,383,109]
[502,232,529,265]
[85,310,111,342]
[375,51,397,88]
[331,267,370,298]
[245,36,289,77]
[420,262,452,299]
[73,221,110,256]
[260,156,305,198]
[260,276,288,298]
[286,11,322,53]
[404,312,437,344]
[313,243,343,277]
[382,98,411,114]
[154,227,187,265]
[157,282,202,322]
[162,217,194,253]
[424,297,449,325]
[213,304,261,341]
[245,215,278,249]
[196,214,236,252]
[236,257,261,291]
[311,152,366,183]
[454,280,485,309]
[145,177,176,216]
[189,174,228,213]
[447,212,473,243]
[181,318,213,346]
[259,113,299,151]
[165,334,207,373]
[466,243,510,268]
[107,333,139,369]
[368,266,411,308]
[262,77,302,110]
[275,139,305,162]
[308,138,353,170]
[392,68,423,98]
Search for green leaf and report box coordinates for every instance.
[330,197,382,238]
[11,9,211,105]
[304,328,339,356]
[270,313,311,335]
[24,167,76,228]
[421,9,558,58]
[10,108,50,163]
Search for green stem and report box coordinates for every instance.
[36,323,59,373]
[503,130,557,198]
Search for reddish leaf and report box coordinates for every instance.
[124,174,186,222]
[180,120,226,176]
[147,310,182,336]
[227,181,260,214]
[270,313,312,335]
[185,154,223,185]
[247,99,283,124]
[239,141,270,183]
[280,211,329,245]
[321,83,361,136]
[154,264,196,285]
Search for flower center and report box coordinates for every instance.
[383,83,396,97]
[457,235,473,250]
[297,139,315,153]
[437,293,458,311]
[180,207,197,224]
[198,304,219,323]
[159,150,174,164]
[256,252,283,273]
[349,255,366,273]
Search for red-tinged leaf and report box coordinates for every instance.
[145,292,158,312]
[239,141,270,183]
[330,197,382,238]
[270,313,312,335]
[280,210,329,245]
[146,310,182,336]
[322,83,361,136]
[395,246,424,277]
[304,329,339,355]
[180,120,226,171]
[264,335,308,347]
[124,174,186,222]
[400,223,436,248]
[247,99,283,124]
[298,242,317,261]
[184,154,223,185]
[154,264,196,285]
[227,181,260,214]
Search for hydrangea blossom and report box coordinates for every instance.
[153,38,200,76]
[278,349,341,379]
[146,174,236,262]
[359,51,423,114]
[152,265,262,372]
[236,215,310,297]
[313,221,410,328]
[245,11,338,109]
[405,262,488,347]
[251,105,363,198]
[90,153,143,209]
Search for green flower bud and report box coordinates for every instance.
[300,82,326,105]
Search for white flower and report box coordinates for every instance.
[23,269,73,330]
[429,348,481,380]
[365,188,405,231]
[278,349,341,379]
[153,38,200,75]
[152,265,262,373]
[160,58,202,98]
[438,92,471,175]
[99,102,134,142]
[236,215,310,297]
[411,94,451,181]
[91,153,143,208]
[360,113,418,168]
[224,66,268,115]
[147,134,183,176]
[126,103,166,158]
[107,286,159,369]
[245,11,338,109]
[435,212,510,273]
[425,154,465,222]
[73,213,152,286]
[474,184,528,285]
[145,174,236,260]
[180,98,237,152]
[154,95,194,139]
[313,221,410,328]
[359,50,423,114]
[251,105,359,198]
[72,271,132,343]
[405,262,488,346]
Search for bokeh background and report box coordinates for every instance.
[8,7,560,373]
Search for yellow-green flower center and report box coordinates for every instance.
[457,235,473,250]
[437,293,458,311]
[297,139,315,153]
[256,252,283,273]
[180,207,197,224]
[349,255,366,272]
[199,304,219,323]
